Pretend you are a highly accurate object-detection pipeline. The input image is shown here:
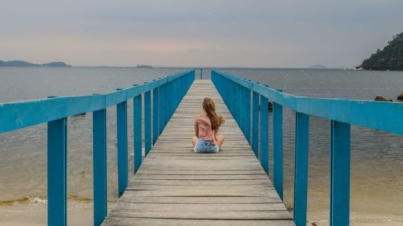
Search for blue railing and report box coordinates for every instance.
[211,70,403,226]
[0,70,195,226]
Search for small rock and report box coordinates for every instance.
[375,95,392,102]
[397,92,403,101]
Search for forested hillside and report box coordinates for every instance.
[360,31,403,70]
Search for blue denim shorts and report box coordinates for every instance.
[194,139,219,153]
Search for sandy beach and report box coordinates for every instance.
[1,199,402,226]
[306,211,403,226]
[0,200,115,226]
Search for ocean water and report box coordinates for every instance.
[0,67,402,222]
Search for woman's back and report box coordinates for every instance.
[192,97,225,153]
[195,116,217,144]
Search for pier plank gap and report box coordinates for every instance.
[101,80,294,226]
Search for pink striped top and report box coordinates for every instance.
[194,117,217,144]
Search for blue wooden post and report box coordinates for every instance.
[245,85,251,144]
[330,120,350,226]
[231,82,236,121]
[273,91,283,201]
[252,91,259,158]
[260,92,269,174]
[159,83,164,134]
[93,108,107,226]
[172,79,177,112]
[153,84,159,144]
[165,80,169,126]
[162,82,167,127]
[233,81,237,117]
[170,80,175,117]
[236,84,241,126]
[144,90,152,156]
[230,81,235,116]
[293,112,309,226]
[200,69,202,80]
[47,117,67,226]
[169,80,172,119]
[133,93,142,173]
[166,80,170,124]
[166,80,171,119]
[239,85,245,134]
[116,89,128,197]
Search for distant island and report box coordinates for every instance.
[137,64,152,68]
[358,30,403,71]
[310,65,328,69]
[0,60,72,67]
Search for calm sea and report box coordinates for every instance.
[0,67,402,219]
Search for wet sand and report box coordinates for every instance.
[0,200,115,226]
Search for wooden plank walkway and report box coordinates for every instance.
[102,80,294,226]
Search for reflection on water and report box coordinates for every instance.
[1,67,403,221]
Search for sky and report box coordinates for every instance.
[0,0,403,68]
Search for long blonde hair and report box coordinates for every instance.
[203,97,225,130]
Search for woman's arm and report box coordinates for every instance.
[194,123,199,137]
[194,113,204,138]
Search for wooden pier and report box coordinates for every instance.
[102,80,294,226]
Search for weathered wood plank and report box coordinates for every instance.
[112,203,287,212]
[126,185,274,191]
[107,211,292,220]
[145,150,252,154]
[102,218,295,226]
[135,170,264,175]
[133,174,270,180]
[126,180,273,186]
[117,196,283,204]
[122,189,276,197]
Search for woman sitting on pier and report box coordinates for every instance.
[192,97,225,153]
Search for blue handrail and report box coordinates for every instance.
[211,69,403,226]
[0,70,195,226]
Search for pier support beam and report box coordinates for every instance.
[330,120,350,226]
[144,90,152,156]
[244,84,251,144]
[48,117,67,226]
[293,112,309,226]
[93,109,107,226]
[260,92,269,174]
[134,94,142,173]
[116,92,128,197]
[252,91,259,158]
[273,94,283,201]
[153,83,159,144]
